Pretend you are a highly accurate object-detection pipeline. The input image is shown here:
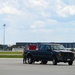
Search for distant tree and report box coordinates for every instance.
[0,44,3,49]
[11,45,22,48]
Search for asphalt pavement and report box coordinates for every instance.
[0,58,75,75]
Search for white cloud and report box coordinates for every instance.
[30,19,60,30]
[48,19,59,25]
[39,11,51,17]
[56,0,75,17]
[0,1,25,15]
[25,0,48,10]
[62,5,75,16]
[31,21,46,29]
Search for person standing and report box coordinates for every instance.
[23,45,28,64]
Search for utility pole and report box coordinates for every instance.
[3,24,6,51]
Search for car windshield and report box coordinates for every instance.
[51,45,65,50]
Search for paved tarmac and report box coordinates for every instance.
[0,58,75,75]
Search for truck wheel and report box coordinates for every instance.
[68,61,73,65]
[41,61,47,64]
[25,56,33,64]
[52,58,57,65]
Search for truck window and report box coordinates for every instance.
[51,45,65,50]
[44,45,51,51]
[39,45,45,51]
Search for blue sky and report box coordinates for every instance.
[0,0,75,45]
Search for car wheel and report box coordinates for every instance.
[68,61,73,65]
[52,58,57,65]
[25,56,33,64]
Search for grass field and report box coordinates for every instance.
[0,52,23,58]
[0,52,23,54]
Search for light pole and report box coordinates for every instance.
[3,24,6,51]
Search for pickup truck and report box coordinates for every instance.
[23,44,74,65]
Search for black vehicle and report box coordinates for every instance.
[23,44,74,65]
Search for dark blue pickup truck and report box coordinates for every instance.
[23,44,74,65]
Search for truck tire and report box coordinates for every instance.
[68,61,73,65]
[25,56,33,64]
[52,57,57,65]
[41,61,47,64]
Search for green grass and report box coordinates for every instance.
[0,52,23,58]
[0,52,23,54]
